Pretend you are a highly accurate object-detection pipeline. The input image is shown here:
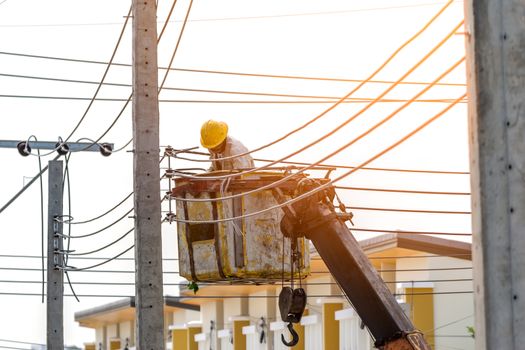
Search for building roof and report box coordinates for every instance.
[75,296,199,328]
[359,233,471,260]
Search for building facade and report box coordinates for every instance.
[76,233,474,350]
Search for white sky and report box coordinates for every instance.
[0,0,469,347]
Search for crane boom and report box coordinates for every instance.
[277,179,431,349]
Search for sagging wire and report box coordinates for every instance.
[57,208,133,238]
[17,5,134,159]
[172,0,456,165]
[0,153,62,216]
[71,192,133,225]
[60,228,134,256]
[158,0,194,93]
[60,245,134,271]
[0,71,468,95]
[0,278,474,287]
[166,90,467,225]
[169,51,467,205]
[0,291,474,299]
[168,23,466,200]
[157,0,179,42]
[349,228,471,237]
[166,149,469,175]
[335,185,469,196]
[0,253,471,261]
[64,4,133,145]
[0,265,472,274]
[345,205,470,215]
[94,0,193,156]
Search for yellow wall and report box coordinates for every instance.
[405,288,434,348]
[109,339,121,350]
[323,303,343,350]
[172,329,188,350]
[188,327,201,350]
[233,320,250,350]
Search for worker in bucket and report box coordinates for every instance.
[200,119,255,171]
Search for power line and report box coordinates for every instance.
[58,208,133,238]
[350,227,472,236]
[0,253,470,261]
[0,68,465,88]
[171,149,470,175]
[0,339,45,347]
[173,5,459,167]
[0,1,462,28]
[346,206,470,215]
[0,278,473,286]
[0,254,178,261]
[168,67,466,224]
[0,55,466,89]
[0,94,467,104]
[335,185,469,195]
[0,266,471,274]
[0,153,62,215]
[0,346,32,350]
[71,192,133,225]
[158,0,194,92]
[63,227,133,256]
[0,291,473,298]
[63,5,132,144]
[170,28,465,197]
[61,245,134,271]
[169,55,467,211]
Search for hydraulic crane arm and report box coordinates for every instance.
[277,179,431,350]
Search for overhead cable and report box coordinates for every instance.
[63,5,132,144]
[170,27,466,194]
[0,291,473,298]
[71,192,133,224]
[170,53,467,207]
[169,90,467,224]
[0,70,466,89]
[0,94,468,104]
[335,185,469,195]
[58,208,133,238]
[0,2,463,28]
[0,278,473,286]
[158,0,194,92]
[0,253,469,261]
[174,2,457,165]
[169,149,470,175]
[346,206,470,215]
[0,266,471,274]
[0,153,61,215]
[350,227,472,236]
[61,245,134,271]
[64,227,133,256]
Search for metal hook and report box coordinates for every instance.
[281,322,299,347]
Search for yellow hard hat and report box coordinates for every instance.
[200,120,228,149]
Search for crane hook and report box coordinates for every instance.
[281,322,299,347]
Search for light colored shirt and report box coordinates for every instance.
[210,136,255,171]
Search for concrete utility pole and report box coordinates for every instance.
[47,160,63,350]
[465,0,525,348]
[0,141,113,349]
[132,0,165,349]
